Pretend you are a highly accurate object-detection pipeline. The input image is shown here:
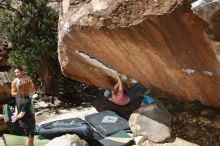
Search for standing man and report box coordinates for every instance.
[11,66,35,146]
[11,66,35,98]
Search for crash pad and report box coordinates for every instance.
[85,110,130,137]
[98,130,133,146]
[38,118,99,140]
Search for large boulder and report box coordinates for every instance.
[129,101,172,142]
[58,0,220,107]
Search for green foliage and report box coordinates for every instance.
[3,69,15,81]
[0,0,58,74]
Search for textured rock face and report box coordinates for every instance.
[58,0,220,107]
[191,0,220,59]
[60,0,183,29]
[129,103,172,142]
[45,134,88,146]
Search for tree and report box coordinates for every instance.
[0,0,61,95]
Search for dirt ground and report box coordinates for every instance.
[1,82,219,146]
[161,98,220,146]
[34,84,220,146]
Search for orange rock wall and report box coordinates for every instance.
[58,1,220,107]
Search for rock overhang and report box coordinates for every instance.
[58,0,220,107]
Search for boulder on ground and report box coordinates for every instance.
[45,134,88,146]
[129,100,172,142]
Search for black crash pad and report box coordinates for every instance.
[85,110,130,137]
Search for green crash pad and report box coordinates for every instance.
[3,134,50,146]
[98,130,133,146]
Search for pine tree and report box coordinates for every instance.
[0,0,61,95]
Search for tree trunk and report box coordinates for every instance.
[39,59,61,96]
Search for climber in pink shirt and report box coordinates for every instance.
[107,74,146,106]
[111,75,130,105]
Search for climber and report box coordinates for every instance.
[104,74,147,106]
